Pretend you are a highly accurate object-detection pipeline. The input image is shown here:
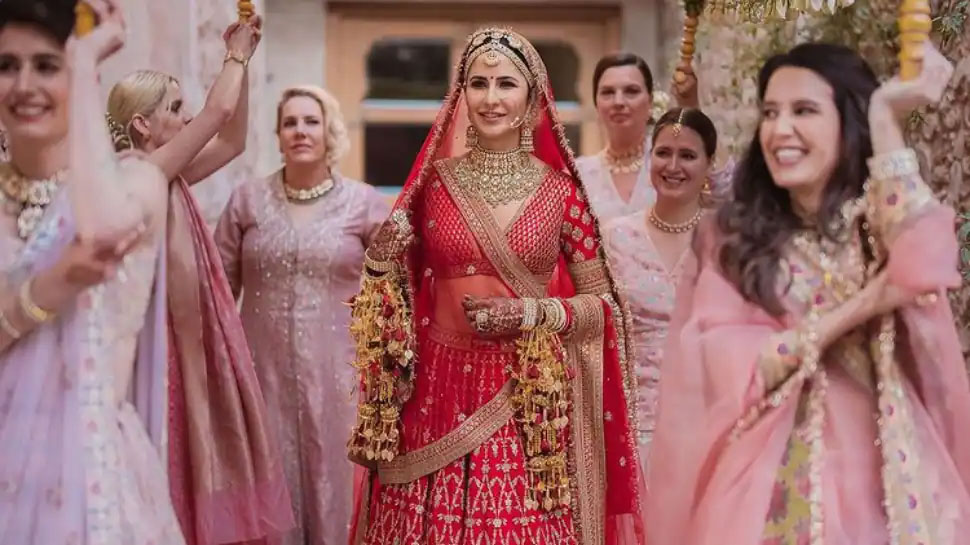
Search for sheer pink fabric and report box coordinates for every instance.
[646,207,970,545]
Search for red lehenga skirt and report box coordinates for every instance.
[361,324,576,544]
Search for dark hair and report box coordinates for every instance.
[716,42,878,315]
[652,107,717,158]
[592,52,654,105]
[0,0,76,45]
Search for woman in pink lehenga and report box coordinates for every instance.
[0,0,182,542]
[602,107,725,477]
[647,42,970,545]
[105,14,292,545]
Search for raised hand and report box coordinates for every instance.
[671,61,700,109]
[870,41,954,118]
[68,0,126,63]
[224,15,263,62]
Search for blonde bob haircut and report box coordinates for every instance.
[276,85,349,167]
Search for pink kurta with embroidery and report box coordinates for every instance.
[215,172,389,545]
[603,211,691,476]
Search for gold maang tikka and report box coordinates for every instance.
[672,108,687,137]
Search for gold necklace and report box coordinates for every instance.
[648,207,701,234]
[0,163,64,240]
[453,145,543,207]
[604,139,646,175]
[283,176,334,203]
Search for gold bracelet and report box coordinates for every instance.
[0,309,21,339]
[224,51,249,68]
[867,148,919,181]
[18,278,54,324]
[364,251,394,274]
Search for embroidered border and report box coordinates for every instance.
[377,380,515,484]
[568,259,610,295]
[567,297,606,545]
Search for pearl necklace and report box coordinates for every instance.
[0,163,64,240]
[283,176,334,203]
[648,207,701,234]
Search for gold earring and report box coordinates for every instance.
[520,129,534,152]
[466,125,478,148]
[702,177,712,196]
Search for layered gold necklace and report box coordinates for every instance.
[454,145,543,207]
[604,137,646,175]
[0,163,64,240]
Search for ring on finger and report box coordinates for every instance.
[475,309,489,331]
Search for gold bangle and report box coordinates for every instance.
[364,251,394,274]
[18,278,53,324]
[520,298,539,331]
[0,309,21,339]
[224,51,249,68]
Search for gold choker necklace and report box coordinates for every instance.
[454,145,542,207]
[605,140,646,175]
[283,177,334,202]
[648,207,701,234]
[0,163,64,240]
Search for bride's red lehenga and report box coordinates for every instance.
[347,28,646,545]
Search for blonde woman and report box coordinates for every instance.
[105,15,293,545]
[214,86,389,545]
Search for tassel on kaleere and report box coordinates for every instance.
[513,327,573,511]
[347,271,415,463]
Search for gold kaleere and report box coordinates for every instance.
[347,270,416,463]
[512,327,572,511]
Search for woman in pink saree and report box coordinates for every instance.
[105,14,292,545]
[0,0,182,542]
[647,42,970,545]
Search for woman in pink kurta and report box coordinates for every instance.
[215,86,389,545]
[647,43,970,545]
[603,108,724,476]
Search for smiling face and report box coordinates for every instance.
[277,94,328,166]
[464,52,531,151]
[0,23,70,146]
[759,66,841,211]
[595,65,652,136]
[650,124,711,205]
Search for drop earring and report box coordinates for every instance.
[465,125,479,148]
[519,129,534,152]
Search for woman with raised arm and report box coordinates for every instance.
[647,42,970,544]
[0,0,183,542]
[105,13,292,545]
[603,107,721,478]
[346,27,644,545]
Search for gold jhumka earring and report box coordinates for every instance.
[466,125,479,148]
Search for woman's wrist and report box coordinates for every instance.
[868,99,906,155]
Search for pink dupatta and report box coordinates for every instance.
[162,178,293,544]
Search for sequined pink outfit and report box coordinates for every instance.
[215,172,389,545]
